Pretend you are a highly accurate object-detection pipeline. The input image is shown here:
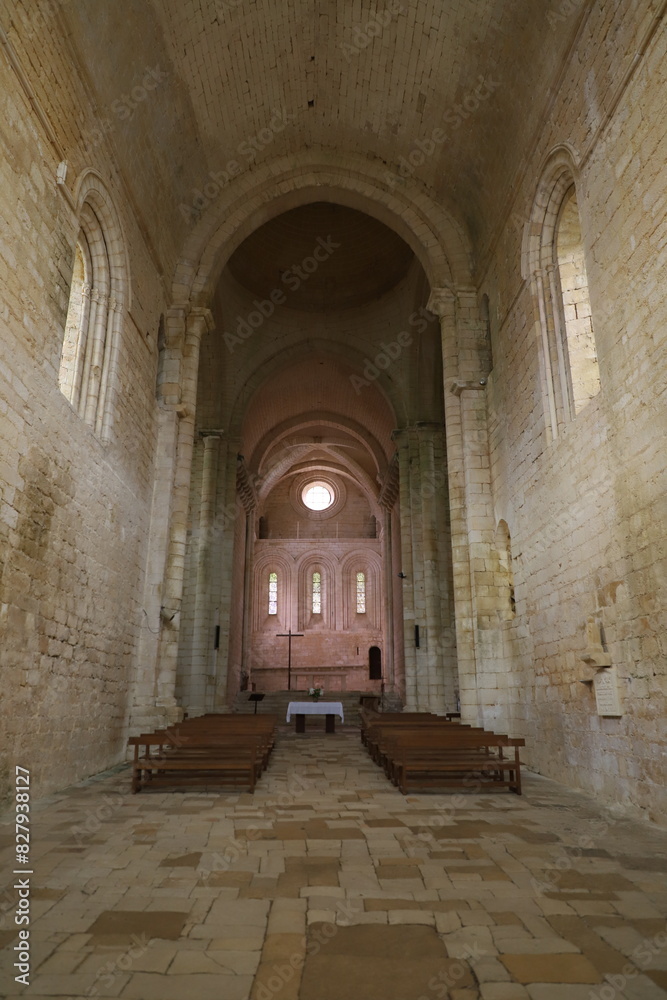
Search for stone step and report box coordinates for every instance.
[231,688,402,720]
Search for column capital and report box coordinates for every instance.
[426,286,457,317]
[392,422,442,440]
[186,306,215,338]
[165,304,214,348]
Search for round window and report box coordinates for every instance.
[302,482,334,511]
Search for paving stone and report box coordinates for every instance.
[526,988,601,1000]
[494,937,581,954]
[500,953,602,984]
[85,910,187,943]
[480,985,531,999]
[444,925,498,958]
[121,972,254,999]
[300,923,475,1000]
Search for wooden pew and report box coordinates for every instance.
[128,714,277,793]
[390,733,525,795]
[364,718,468,765]
[360,711,525,795]
[360,710,438,747]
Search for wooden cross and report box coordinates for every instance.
[276,628,304,691]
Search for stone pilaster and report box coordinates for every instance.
[213,442,244,708]
[379,455,399,692]
[187,431,222,715]
[393,423,452,713]
[428,286,496,725]
[381,506,396,691]
[238,455,258,693]
[154,305,214,718]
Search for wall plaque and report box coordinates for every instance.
[594,667,623,717]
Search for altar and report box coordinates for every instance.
[286,701,345,734]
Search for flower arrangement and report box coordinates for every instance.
[308,687,324,700]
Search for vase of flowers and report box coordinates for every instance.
[308,687,324,701]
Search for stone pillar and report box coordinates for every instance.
[393,424,450,713]
[155,306,214,716]
[240,507,256,683]
[428,287,496,725]
[213,442,243,708]
[188,431,222,715]
[395,428,417,708]
[130,404,179,732]
[381,506,395,691]
[378,458,399,693]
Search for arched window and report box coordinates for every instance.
[268,572,278,615]
[495,521,516,621]
[155,313,166,400]
[59,240,90,405]
[554,187,600,414]
[356,572,366,614]
[312,571,321,614]
[58,185,125,441]
[480,292,494,374]
[527,157,601,437]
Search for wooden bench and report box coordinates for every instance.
[128,715,277,793]
[360,710,438,747]
[374,726,485,775]
[360,711,525,795]
[391,734,525,794]
[364,717,467,763]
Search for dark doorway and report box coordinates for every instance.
[369,646,382,680]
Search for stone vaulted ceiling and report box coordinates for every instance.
[59,0,591,279]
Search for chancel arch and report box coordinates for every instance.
[167,190,473,717]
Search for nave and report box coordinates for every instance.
[2,727,666,999]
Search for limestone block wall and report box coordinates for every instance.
[479,2,667,823]
[0,16,166,800]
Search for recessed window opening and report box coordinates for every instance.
[312,571,321,614]
[356,571,366,613]
[554,187,601,415]
[302,482,333,510]
[268,572,278,614]
[59,239,89,405]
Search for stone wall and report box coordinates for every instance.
[0,13,166,800]
[479,2,667,822]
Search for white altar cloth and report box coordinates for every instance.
[286,701,344,722]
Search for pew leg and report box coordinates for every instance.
[513,749,522,794]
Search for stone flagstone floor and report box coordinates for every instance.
[1,726,666,999]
